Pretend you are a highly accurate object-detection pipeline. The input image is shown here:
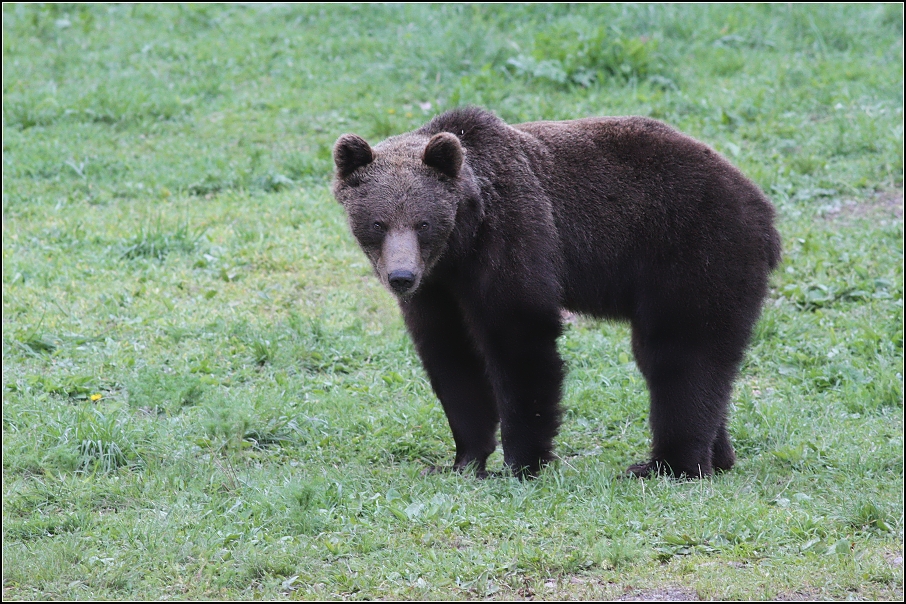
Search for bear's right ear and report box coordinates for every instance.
[333,134,374,179]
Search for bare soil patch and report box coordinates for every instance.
[821,187,904,223]
[617,587,700,601]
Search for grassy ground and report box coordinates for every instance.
[2,4,903,600]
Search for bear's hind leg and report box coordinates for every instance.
[401,286,499,476]
[630,330,737,478]
[711,422,736,472]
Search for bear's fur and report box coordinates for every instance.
[332,107,781,479]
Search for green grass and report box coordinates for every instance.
[2,3,903,600]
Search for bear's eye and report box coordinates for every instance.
[372,221,385,233]
[418,221,430,232]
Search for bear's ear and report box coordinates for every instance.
[334,134,374,179]
[422,132,463,178]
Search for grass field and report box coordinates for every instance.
[2,4,903,600]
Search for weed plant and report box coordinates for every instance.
[2,4,903,600]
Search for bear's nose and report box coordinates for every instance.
[388,270,416,293]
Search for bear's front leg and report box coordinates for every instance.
[465,304,565,479]
[400,286,499,476]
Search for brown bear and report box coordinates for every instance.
[332,106,780,479]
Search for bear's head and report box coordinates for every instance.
[332,131,478,298]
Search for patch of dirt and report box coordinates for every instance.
[769,589,827,601]
[884,550,904,567]
[820,187,903,223]
[617,587,700,601]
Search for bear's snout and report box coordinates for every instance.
[381,230,423,297]
[388,270,417,294]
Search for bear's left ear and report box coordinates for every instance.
[422,132,463,178]
[334,134,374,179]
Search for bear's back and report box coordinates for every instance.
[514,116,780,321]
